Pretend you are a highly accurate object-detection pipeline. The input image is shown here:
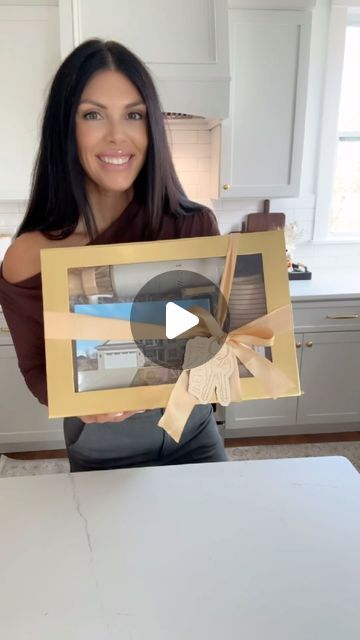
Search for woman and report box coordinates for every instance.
[0,39,228,471]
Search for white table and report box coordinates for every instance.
[1,457,359,639]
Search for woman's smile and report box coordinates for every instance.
[97,153,133,168]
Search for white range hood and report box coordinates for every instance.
[59,0,230,120]
[153,70,230,121]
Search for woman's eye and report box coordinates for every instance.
[127,111,145,121]
[83,111,102,120]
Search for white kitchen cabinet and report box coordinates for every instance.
[0,345,64,452]
[0,317,64,452]
[224,332,301,435]
[224,298,360,438]
[0,5,60,200]
[217,8,312,198]
[224,396,298,435]
[59,0,230,118]
[296,331,360,425]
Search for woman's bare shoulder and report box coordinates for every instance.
[2,232,56,284]
[3,228,89,284]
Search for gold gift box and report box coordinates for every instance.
[41,231,300,419]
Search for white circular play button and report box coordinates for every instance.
[165,302,199,339]
[130,269,229,370]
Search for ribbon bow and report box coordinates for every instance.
[158,304,295,442]
[158,234,295,441]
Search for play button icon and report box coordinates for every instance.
[130,269,230,370]
[165,302,199,339]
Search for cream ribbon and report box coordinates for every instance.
[158,234,294,441]
[158,304,295,442]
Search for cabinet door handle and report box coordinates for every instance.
[222,183,231,190]
[326,314,359,319]
[0,327,10,333]
[295,341,302,348]
[306,340,313,347]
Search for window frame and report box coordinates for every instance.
[313,4,360,243]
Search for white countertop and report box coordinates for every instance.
[1,457,359,639]
[289,267,360,301]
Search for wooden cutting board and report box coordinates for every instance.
[245,199,286,232]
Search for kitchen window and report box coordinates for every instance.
[330,22,360,235]
[313,5,360,242]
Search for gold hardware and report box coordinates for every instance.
[222,184,231,191]
[295,341,302,348]
[0,327,10,333]
[326,314,359,320]
[306,340,313,347]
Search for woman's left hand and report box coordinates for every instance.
[79,410,145,424]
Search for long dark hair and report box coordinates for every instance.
[17,39,203,240]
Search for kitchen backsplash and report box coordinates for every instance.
[212,195,360,270]
[166,126,212,210]
[167,126,360,271]
[0,201,22,260]
[1,128,359,270]
[0,200,23,234]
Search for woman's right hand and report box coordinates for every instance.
[79,410,145,424]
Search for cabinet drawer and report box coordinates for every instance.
[292,303,360,332]
[0,310,12,345]
[0,344,64,451]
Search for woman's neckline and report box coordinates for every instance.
[87,197,137,245]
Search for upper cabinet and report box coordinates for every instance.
[0,5,60,200]
[59,0,230,119]
[217,8,312,198]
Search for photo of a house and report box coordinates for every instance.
[96,341,145,370]
[69,254,270,392]
[73,299,210,392]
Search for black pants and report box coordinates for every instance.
[63,404,228,472]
